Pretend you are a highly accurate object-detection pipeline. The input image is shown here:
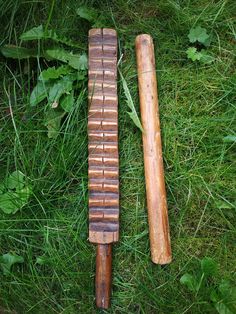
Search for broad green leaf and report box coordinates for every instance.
[0,187,32,215]
[44,110,66,139]
[211,282,236,314]
[0,184,5,194]
[186,47,202,61]
[0,45,38,59]
[201,257,217,276]
[180,273,198,292]
[20,25,84,48]
[0,170,32,214]
[48,76,73,105]
[46,49,88,70]
[188,26,210,46]
[68,53,88,70]
[30,81,51,106]
[211,289,219,303]
[119,71,143,132]
[0,253,24,275]
[46,31,84,48]
[214,302,234,314]
[43,29,84,48]
[219,281,236,301]
[200,50,215,64]
[77,72,86,81]
[6,170,25,190]
[223,135,236,143]
[39,65,71,81]
[76,6,98,22]
[60,93,74,112]
[0,191,20,214]
[46,48,70,62]
[17,186,32,204]
[20,25,44,40]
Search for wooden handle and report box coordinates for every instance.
[88,28,119,309]
[96,244,112,309]
[135,34,172,264]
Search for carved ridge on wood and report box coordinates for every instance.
[88,28,119,244]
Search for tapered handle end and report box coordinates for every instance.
[96,244,112,309]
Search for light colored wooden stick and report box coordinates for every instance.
[135,34,172,264]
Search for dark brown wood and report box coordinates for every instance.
[135,34,172,264]
[88,28,119,309]
[88,28,119,245]
[96,244,112,309]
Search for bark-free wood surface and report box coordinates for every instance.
[135,34,172,264]
[88,28,118,309]
[88,28,119,245]
[96,244,112,309]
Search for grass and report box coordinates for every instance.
[0,0,235,313]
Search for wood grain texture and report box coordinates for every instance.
[135,34,172,264]
[96,244,112,309]
[88,28,119,245]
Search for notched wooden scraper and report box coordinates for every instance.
[88,28,119,309]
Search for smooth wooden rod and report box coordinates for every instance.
[95,244,112,309]
[135,34,172,264]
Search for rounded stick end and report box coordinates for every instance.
[135,34,153,46]
[151,254,172,265]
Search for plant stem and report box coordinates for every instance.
[45,0,56,32]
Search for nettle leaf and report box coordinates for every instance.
[119,71,143,132]
[39,65,71,81]
[0,45,38,59]
[201,257,217,277]
[188,26,210,46]
[180,273,198,292]
[44,110,66,139]
[60,92,74,112]
[30,81,52,107]
[76,6,98,22]
[0,253,24,275]
[6,170,25,190]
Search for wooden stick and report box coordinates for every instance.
[96,244,112,308]
[88,28,119,308]
[135,34,172,264]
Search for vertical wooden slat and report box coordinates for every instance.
[88,28,119,244]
